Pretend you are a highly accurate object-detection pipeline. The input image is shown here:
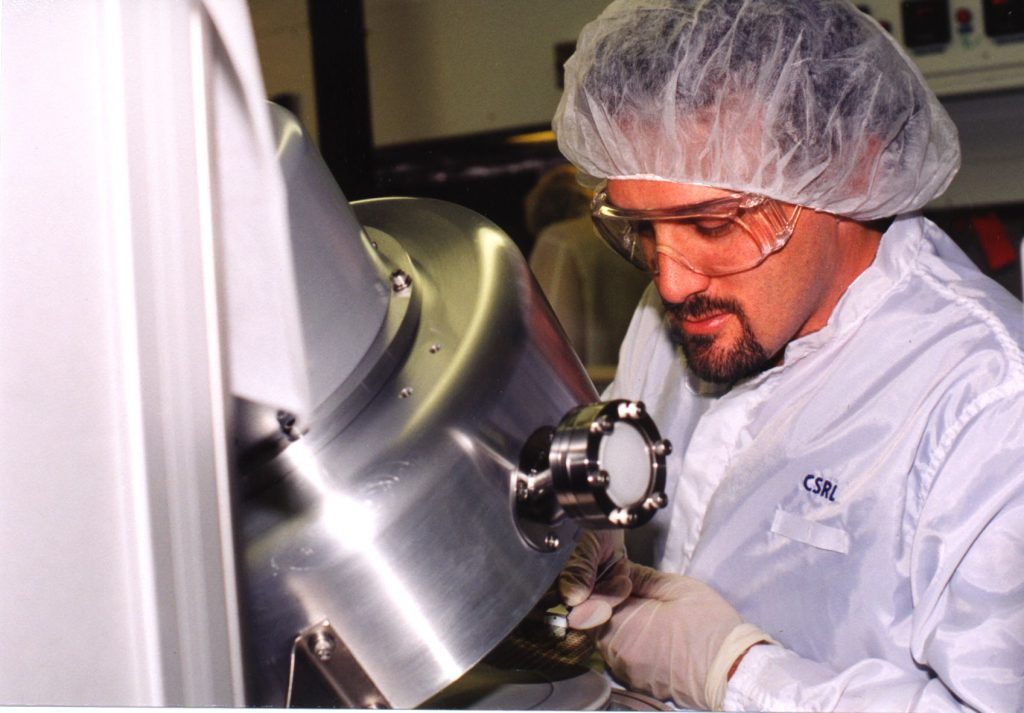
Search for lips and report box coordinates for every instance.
[680,311,733,336]
[666,294,742,341]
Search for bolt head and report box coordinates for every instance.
[617,401,644,420]
[644,493,667,510]
[390,269,412,292]
[309,631,336,662]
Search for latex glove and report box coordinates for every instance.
[597,564,772,711]
[558,529,633,629]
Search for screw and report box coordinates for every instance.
[277,411,300,441]
[429,343,442,354]
[390,269,412,292]
[309,630,336,662]
[515,480,530,502]
[654,439,673,457]
[587,470,610,488]
[544,533,561,551]
[590,416,614,434]
[399,386,414,399]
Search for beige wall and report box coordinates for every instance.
[247,0,608,148]
[364,0,608,146]
[248,0,319,144]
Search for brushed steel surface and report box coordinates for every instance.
[268,104,391,413]
[238,186,598,707]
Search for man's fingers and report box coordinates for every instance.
[567,599,612,629]
[566,573,633,629]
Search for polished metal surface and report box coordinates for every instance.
[268,103,391,413]
[237,110,598,708]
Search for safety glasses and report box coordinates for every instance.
[591,187,803,277]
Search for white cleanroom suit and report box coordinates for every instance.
[606,215,1024,712]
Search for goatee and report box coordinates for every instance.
[665,294,773,384]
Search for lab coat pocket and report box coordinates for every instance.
[770,509,850,554]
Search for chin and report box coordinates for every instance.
[675,331,772,384]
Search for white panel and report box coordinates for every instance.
[0,0,164,704]
[0,0,281,704]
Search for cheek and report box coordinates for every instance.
[738,256,822,351]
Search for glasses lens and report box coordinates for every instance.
[591,212,658,271]
[592,190,798,276]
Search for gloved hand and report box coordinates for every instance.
[558,529,632,629]
[596,564,773,711]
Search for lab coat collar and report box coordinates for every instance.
[758,213,929,376]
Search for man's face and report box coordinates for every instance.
[607,179,855,384]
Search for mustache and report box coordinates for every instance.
[664,293,745,322]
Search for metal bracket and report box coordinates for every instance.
[285,620,390,709]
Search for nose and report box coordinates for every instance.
[653,249,712,304]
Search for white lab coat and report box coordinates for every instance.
[606,215,1024,712]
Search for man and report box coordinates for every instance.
[551,1,1024,711]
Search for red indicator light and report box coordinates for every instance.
[956,7,973,22]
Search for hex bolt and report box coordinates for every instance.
[390,269,412,292]
[644,493,667,510]
[544,533,561,551]
[309,630,336,662]
[618,401,644,420]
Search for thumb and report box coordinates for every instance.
[565,572,632,629]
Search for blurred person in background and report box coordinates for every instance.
[526,164,649,388]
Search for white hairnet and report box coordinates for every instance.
[554,0,961,220]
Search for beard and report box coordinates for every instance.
[665,294,773,384]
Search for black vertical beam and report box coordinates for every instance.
[307,0,376,199]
